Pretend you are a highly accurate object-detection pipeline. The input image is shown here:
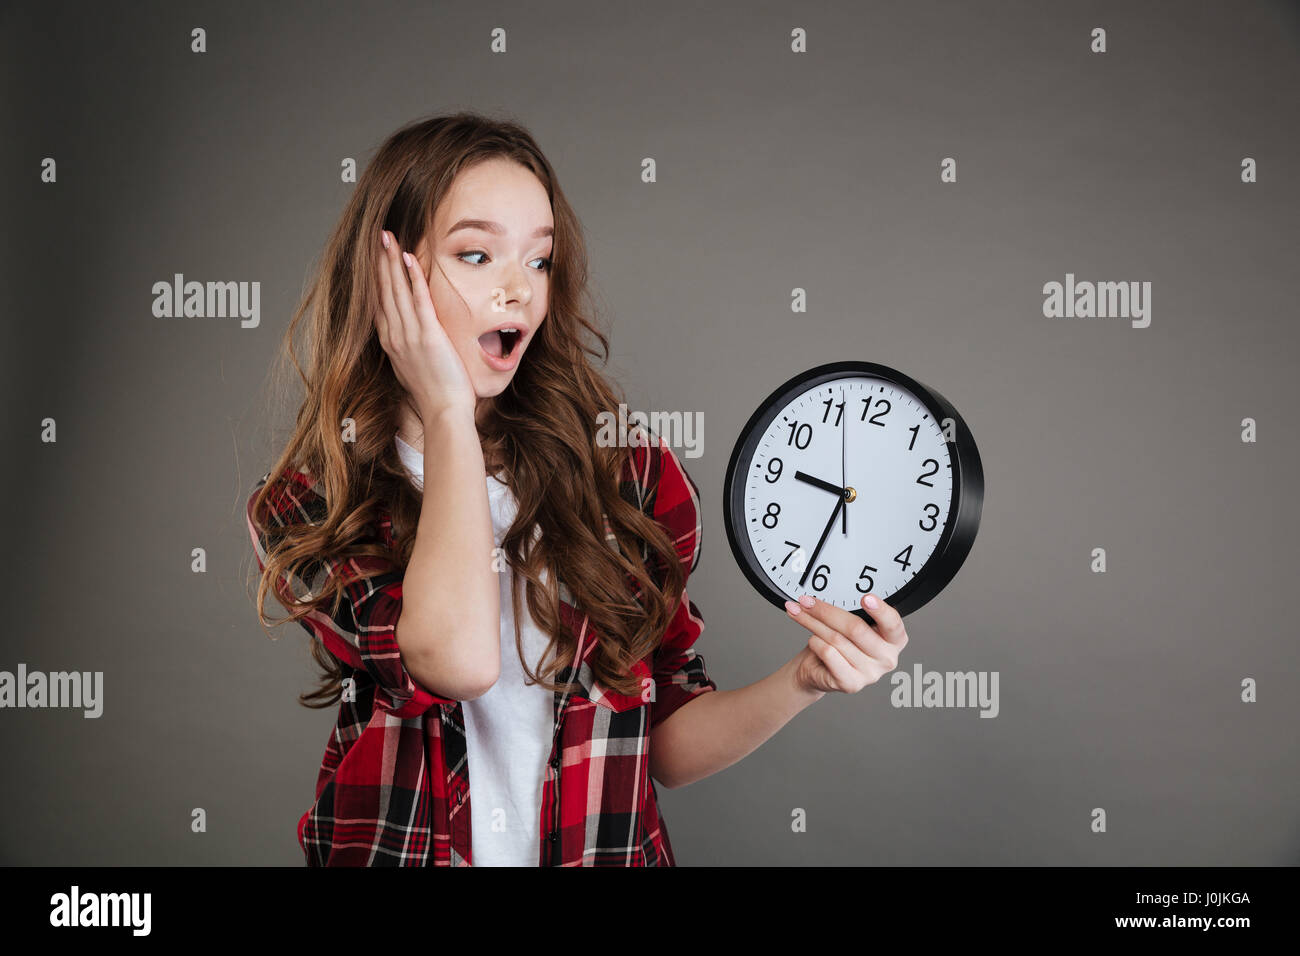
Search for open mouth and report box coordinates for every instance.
[478,328,522,359]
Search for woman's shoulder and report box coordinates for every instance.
[247,463,328,530]
[247,464,398,580]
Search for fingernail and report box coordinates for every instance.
[784,600,801,616]
[863,594,879,609]
[402,251,413,267]
[381,230,390,249]
[798,594,815,608]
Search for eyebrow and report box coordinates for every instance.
[445,218,553,240]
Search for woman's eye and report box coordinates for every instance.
[457,251,550,271]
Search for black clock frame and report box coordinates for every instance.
[722,360,983,623]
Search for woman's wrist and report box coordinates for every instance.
[785,649,828,705]
[420,402,476,432]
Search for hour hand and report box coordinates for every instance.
[793,470,844,496]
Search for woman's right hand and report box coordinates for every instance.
[374,228,478,420]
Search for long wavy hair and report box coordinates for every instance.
[249,111,686,708]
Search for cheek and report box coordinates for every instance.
[426,282,470,335]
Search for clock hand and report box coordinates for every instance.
[793,470,844,496]
[840,386,847,536]
[798,492,845,589]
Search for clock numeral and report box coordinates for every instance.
[894,545,914,572]
[853,565,878,594]
[811,564,830,591]
[907,423,919,452]
[916,458,939,488]
[762,501,781,528]
[861,396,891,425]
[820,397,844,426]
[781,541,807,572]
[764,457,783,483]
[919,503,940,532]
[785,421,812,449]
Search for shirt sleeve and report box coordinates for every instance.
[644,437,718,731]
[246,472,457,718]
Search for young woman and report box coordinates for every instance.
[247,111,911,866]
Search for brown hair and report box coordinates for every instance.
[249,110,686,707]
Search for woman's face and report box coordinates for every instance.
[413,156,553,410]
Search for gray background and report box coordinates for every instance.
[2,0,1297,865]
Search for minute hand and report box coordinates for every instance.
[798,493,845,589]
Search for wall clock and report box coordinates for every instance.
[722,361,983,623]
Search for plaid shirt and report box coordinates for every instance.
[246,429,715,866]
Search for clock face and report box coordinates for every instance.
[738,374,955,610]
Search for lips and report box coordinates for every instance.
[478,328,521,358]
[477,325,529,372]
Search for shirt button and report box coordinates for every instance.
[548,830,557,843]
[549,755,559,769]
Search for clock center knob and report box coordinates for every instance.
[844,486,856,503]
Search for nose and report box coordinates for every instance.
[499,268,533,310]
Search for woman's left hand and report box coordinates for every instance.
[785,593,909,696]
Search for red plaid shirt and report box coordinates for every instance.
[247,429,715,866]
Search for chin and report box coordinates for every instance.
[475,377,511,397]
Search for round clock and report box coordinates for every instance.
[722,361,983,623]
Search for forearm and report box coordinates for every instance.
[395,406,501,698]
[651,650,824,789]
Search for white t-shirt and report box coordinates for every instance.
[394,433,555,867]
